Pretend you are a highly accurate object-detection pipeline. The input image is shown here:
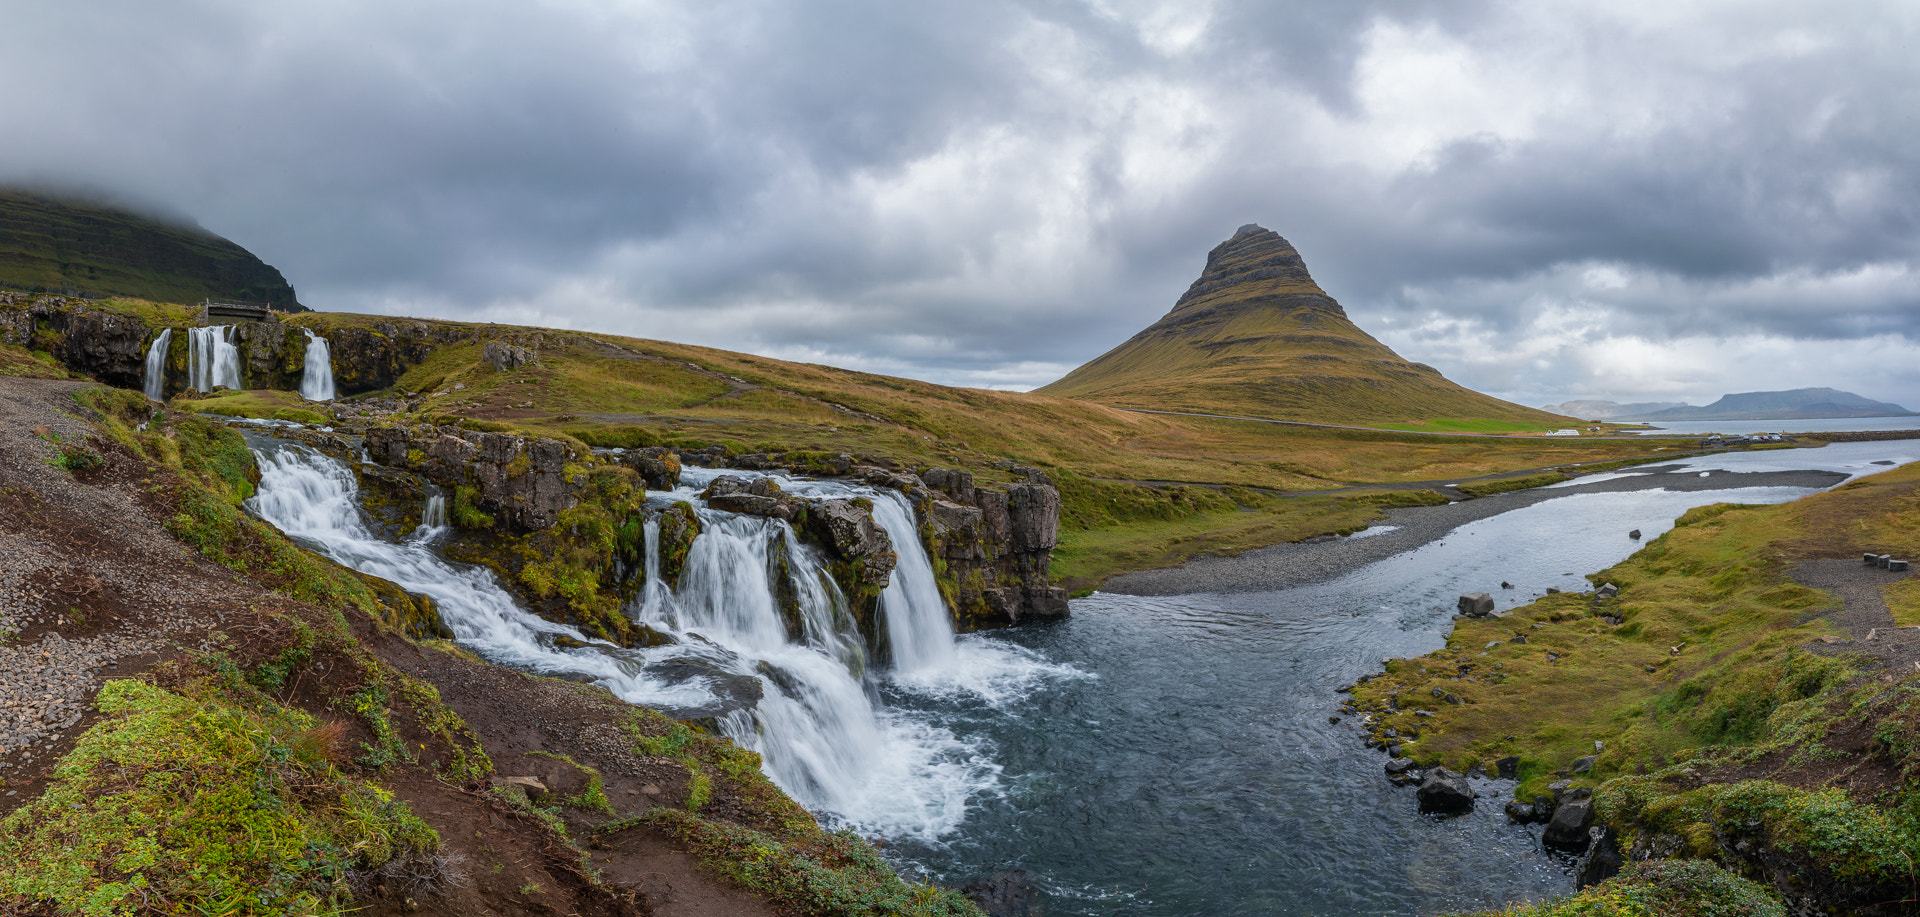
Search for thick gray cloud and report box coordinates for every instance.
[3,0,1917,409]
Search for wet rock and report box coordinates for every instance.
[1384,757,1416,776]
[961,869,1042,917]
[1505,798,1539,824]
[1628,529,1642,540]
[922,467,977,505]
[654,501,701,587]
[1574,827,1624,887]
[805,498,897,590]
[702,475,794,520]
[620,447,681,490]
[1416,767,1476,814]
[1496,755,1520,779]
[1543,797,1596,851]
[644,657,765,719]
[1457,593,1495,617]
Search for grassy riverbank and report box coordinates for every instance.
[1355,460,1920,913]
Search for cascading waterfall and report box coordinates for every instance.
[245,442,1072,839]
[187,325,243,392]
[142,328,172,401]
[299,329,335,401]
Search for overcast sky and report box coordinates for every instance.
[5,0,1918,409]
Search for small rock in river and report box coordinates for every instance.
[1417,768,1477,814]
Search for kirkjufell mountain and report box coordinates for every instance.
[1039,224,1565,426]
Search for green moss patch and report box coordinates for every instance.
[0,679,437,917]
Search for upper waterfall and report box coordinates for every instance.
[143,328,171,401]
[186,325,242,392]
[299,329,335,401]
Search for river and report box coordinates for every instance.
[238,429,1917,916]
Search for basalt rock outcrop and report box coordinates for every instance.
[0,295,151,389]
[365,423,585,531]
[907,466,1068,628]
[363,422,656,646]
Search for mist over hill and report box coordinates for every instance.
[0,186,302,310]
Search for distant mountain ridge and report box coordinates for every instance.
[1547,388,1912,421]
[1540,399,1690,420]
[0,186,302,310]
[1037,224,1564,426]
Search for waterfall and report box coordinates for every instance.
[186,326,243,392]
[246,443,1071,840]
[299,329,335,401]
[143,329,172,401]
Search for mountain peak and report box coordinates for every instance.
[1174,224,1328,315]
[1035,225,1559,426]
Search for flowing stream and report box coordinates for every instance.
[245,442,1071,840]
[142,328,171,401]
[187,325,242,392]
[299,330,335,401]
[242,432,1920,915]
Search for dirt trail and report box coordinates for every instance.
[0,375,779,916]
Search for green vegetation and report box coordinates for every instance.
[639,810,983,917]
[0,679,436,917]
[174,388,332,425]
[0,187,300,307]
[0,341,72,379]
[1355,461,1920,907]
[1453,860,1784,917]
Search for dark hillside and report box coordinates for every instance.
[0,186,302,310]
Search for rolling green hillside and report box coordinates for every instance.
[0,186,302,309]
[1039,224,1569,428]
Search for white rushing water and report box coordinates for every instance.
[247,442,1075,839]
[299,329,335,401]
[142,328,171,401]
[187,325,243,392]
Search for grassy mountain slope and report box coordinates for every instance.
[1038,225,1570,429]
[275,311,1681,586]
[0,187,302,309]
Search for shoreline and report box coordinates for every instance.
[1101,465,1850,596]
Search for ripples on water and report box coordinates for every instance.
[887,444,1918,916]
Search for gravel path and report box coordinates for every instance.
[1103,466,1850,596]
[1797,559,1920,669]
[0,377,231,791]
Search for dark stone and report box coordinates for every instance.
[1570,755,1597,775]
[1384,757,1415,776]
[1457,592,1495,617]
[961,869,1042,917]
[1504,798,1538,824]
[1574,827,1624,887]
[1543,798,1596,851]
[1595,583,1619,598]
[1628,529,1642,540]
[1495,755,1520,779]
[620,447,681,490]
[1416,767,1476,814]
[1532,795,1555,822]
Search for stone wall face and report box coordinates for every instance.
[916,467,1069,629]
[364,423,585,530]
[0,298,152,389]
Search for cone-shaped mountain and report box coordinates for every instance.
[1039,225,1564,426]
